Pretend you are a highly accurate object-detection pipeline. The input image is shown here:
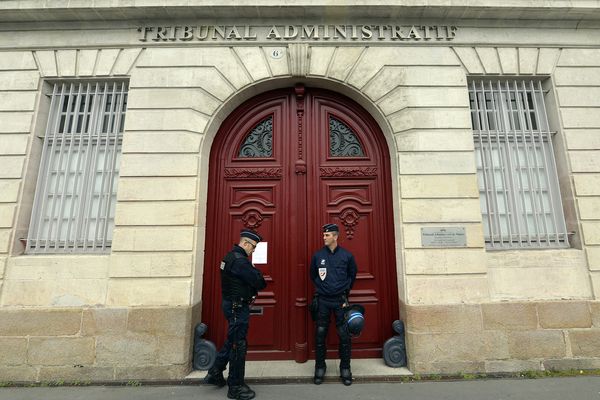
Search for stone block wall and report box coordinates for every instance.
[406,301,600,374]
[0,306,194,382]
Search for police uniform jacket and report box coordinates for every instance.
[310,245,357,297]
[221,244,267,302]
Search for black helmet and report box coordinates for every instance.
[344,304,365,337]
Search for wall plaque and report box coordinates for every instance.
[421,227,466,247]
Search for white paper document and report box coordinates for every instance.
[252,242,268,264]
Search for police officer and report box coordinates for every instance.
[204,229,266,400]
[310,223,358,386]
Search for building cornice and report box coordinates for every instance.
[1,1,600,23]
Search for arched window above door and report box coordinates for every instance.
[238,116,273,158]
[329,116,365,157]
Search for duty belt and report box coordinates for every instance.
[224,296,252,304]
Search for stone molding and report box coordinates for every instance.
[33,48,144,77]
[1,2,600,22]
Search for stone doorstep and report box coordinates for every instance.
[186,359,412,383]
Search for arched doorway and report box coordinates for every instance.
[202,85,398,362]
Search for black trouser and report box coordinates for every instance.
[315,295,351,369]
[212,299,250,387]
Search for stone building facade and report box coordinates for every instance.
[0,1,599,382]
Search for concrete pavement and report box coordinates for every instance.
[1,377,600,400]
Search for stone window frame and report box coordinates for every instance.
[23,79,129,254]
[468,77,575,250]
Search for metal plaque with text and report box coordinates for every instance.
[421,227,466,247]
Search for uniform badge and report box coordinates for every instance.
[319,267,327,281]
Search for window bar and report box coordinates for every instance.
[504,80,532,247]
[471,81,495,246]
[41,83,71,251]
[535,80,568,246]
[45,82,77,251]
[479,81,504,247]
[496,80,522,247]
[30,83,61,252]
[519,80,550,246]
[54,82,84,251]
[487,80,514,247]
[94,82,118,249]
[83,82,110,250]
[101,82,126,250]
[78,82,104,250]
[74,82,98,249]
[64,82,93,250]
[527,80,555,245]
[512,80,541,246]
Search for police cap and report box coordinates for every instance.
[322,223,339,233]
[240,229,262,243]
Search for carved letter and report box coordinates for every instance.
[421,25,433,40]
[284,25,298,40]
[228,26,243,40]
[152,27,169,41]
[243,25,257,40]
[169,26,180,41]
[377,25,387,40]
[267,26,282,40]
[302,25,319,39]
[212,26,226,40]
[361,25,373,39]
[322,25,331,40]
[447,26,458,40]
[390,25,405,40]
[196,26,209,40]
[334,25,347,39]
[181,26,194,41]
[138,26,153,41]
[407,26,422,40]
[434,26,445,40]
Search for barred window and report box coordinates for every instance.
[27,81,128,253]
[469,79,568,249]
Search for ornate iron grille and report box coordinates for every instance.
[329,116,364,157]
[238,116,273,157]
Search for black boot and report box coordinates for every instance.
[338,330,352,386]
[227,385,256,400]
[313,364,326,385]
[314,325,328,385]
[228,340,254,399]
[203,366,226,387]
[340,367,352,386]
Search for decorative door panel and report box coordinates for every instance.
[228,183,279,349]
[203,87,398,361]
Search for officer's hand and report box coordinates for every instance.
[342,295,349,308]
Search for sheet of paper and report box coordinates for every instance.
[252,242,268,264]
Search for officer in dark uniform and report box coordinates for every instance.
[204,229,266,400]
[309,223,358,386]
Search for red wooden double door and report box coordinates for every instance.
[202,86,398,361]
